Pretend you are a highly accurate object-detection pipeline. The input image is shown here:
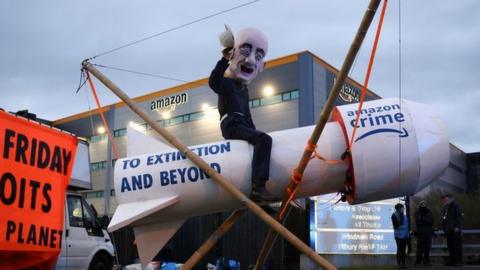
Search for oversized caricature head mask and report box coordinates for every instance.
[226,28,268,84]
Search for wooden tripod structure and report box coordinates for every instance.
[82,1,381,269]
[82,63,336,270]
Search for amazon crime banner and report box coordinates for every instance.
[0,110,77,269]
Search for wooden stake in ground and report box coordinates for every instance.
[254,0,383,268]
[182,210,245,270]
[82,62,337,270]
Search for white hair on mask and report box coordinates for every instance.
[235,28,268,56]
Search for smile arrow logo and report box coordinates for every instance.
[354,127,409,143]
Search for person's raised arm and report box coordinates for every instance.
[209,57,229,94]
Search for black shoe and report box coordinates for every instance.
[250,184,279,203]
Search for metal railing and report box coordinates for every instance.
[422,229,480,255]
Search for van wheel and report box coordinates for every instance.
[89,253,112,270]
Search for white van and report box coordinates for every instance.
[55,191,115,270]
[55,140,115,270]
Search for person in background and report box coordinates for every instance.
[441,193,463,266]
[414,200,434,266]
[392,203,409,269]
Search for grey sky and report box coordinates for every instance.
[1,1,478,153]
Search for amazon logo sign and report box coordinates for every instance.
[150,93,188,113]
[333,76,360,103]
[339,84,360,103]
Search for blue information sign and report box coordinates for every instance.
[310,194,401,254]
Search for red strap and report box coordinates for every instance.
[85,70,120,160]
[349,0,389,148]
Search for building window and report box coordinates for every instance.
[84,190,117,198]
[91,162,98,171]
[261,94,282,106]
[90,134,107,143]
[169,116,184,126]
[250,99,261,108]
[114,128,127,137]
[291,90,299,100]
[84,189,116,198]
[91,161,107,171]
[85,191,103,198]
[157,119,165,127]
[189,112,204,121]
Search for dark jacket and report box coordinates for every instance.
[414,206,434,234]
[442,200,462,233]
[208,58,253,122]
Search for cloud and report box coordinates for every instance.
[0,0,478,152]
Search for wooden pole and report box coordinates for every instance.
[182,210,245,270]
[82,62,337,270]
[254,0,382,268]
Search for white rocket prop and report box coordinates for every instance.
[108,98,449,265]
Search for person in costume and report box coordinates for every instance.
[209,25,277,202]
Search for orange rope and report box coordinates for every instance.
[306,139,316,153]
[85,70,120,160]
[279,141,343,219]
[308,140,343,165]
[349,0,389,148]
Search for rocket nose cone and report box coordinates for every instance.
[405,100,450,192]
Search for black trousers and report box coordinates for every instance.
[221,114,272,185]
[415,233,432,264]
[395,237,408,266]
[446,231,463,264]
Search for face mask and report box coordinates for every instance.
[226,28,268,84]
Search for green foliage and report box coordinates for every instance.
[410,189,480,229]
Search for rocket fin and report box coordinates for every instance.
[107,195,180,232]
[134,219,186,269]
[127,126,174,156]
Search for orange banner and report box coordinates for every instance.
[0,110,77,269]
